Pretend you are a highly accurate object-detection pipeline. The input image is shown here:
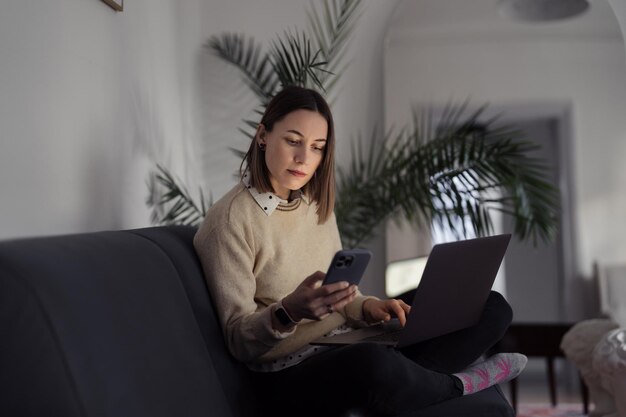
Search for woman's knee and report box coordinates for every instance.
[485,291,513,329]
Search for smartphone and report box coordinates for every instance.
[322,249,372,286]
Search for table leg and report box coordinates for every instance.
[547,356,557,407]
[579,373,589,415]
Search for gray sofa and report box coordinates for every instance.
[0,226,514,416]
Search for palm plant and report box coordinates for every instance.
[147,0,559,248]
[336,104,558,248]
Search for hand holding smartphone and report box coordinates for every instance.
[322,249,372,286]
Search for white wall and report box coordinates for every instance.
[384,1,626,320]
[609,0,626,43]
[0,0,126,238]
[0,0,206,238]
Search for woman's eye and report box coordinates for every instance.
[313,147,325,152]
[285,139,299,146]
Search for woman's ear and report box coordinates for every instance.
[256,124,267,146]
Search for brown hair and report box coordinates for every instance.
[240,86,335,223]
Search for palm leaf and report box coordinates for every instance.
[146,164,212,227]
[306,0,362,90]
[269,30,331,91]
[206,33,279,102]
[336,105,559,248]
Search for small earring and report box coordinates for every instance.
[258,143,266,151]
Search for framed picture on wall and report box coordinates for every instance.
[102,0,123,12]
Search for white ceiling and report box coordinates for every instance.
[388,0,623,43]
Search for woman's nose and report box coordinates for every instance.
[294,148,309,164]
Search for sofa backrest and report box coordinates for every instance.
[0,226,259,417]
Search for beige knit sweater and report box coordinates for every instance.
[193,182,372,364]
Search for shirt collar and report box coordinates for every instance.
[242,174,309,216]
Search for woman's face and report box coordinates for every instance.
[258,109,328,199]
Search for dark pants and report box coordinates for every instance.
[253,291,512,417]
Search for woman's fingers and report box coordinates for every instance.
[323,284,357,305]
[389,300,408,327]
[302,270,326,288]
[362,299,411,325]
[317,280,350,295]
[383,299,411,326]
[316,304,335,318]
[327,286,358,309]
[312,285,358,320]
[289,273,361,321]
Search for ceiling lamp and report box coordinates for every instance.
[498,0,590,22]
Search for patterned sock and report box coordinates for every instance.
[453,353,528,396]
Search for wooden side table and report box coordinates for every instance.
[488,323,589,413]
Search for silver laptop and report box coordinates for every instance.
[311,234,511,348]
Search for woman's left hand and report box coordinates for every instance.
[362,298,411,327]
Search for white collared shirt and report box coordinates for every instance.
[242,173,308,216]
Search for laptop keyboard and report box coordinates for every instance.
[362,329,403,343]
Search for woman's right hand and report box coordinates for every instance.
[282,271,358,322]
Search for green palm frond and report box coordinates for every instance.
[238,112,265,142]
[206,30,332,100]
[307,0,361,65]
[336,105,559,248]
[147,164,211,227]
[206,0,362,104]
[228,147,247,160]
[206,33,278,102]
[306,0,362,92]
[269,30,330,91]
[206,0,361,161]
[335,128,406,247]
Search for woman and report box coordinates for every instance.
[194,86,526,416]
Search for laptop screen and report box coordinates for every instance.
[385,256,429,298]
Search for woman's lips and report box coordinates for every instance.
[288,169,307,178]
